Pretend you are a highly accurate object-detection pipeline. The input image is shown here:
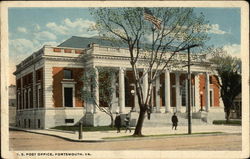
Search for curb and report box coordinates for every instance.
[10,127,241,143]
[10,127,104,143]
[101,132,241,142]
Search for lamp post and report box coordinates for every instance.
[187,47,192,134]
[180,44,200,134]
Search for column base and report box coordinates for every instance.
[156,110,161,113]
[165,110,171,113]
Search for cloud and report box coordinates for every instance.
[207,24,227,35]
[223,44,241,58]
[46,18,98,37]
[17,27,27,33]
[34,31,57,40]
[46,22,68,35]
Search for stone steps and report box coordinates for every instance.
[130,112,209,127]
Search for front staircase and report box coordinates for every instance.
[130,112,209,127]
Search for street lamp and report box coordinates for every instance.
[131,89,135,111]
[180,44,200,135]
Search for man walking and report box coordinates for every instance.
[124,114,131,133]
[115,113,121,133]
[171,113,178,130]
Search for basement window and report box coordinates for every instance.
[65,119,74,123]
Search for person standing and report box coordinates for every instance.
[124,114,131,133]
[171,113,178,130]
[115,113,121,133]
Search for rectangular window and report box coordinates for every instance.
[38,119,40,128]
[64,87,73,107]
[64,69,73,79]
[209,76,212,84]
[210,90,214,107]
[181,85,186,106]
[29,90,33,108]
[26,90,28,108]
[65,119,74,123]
[28,119,31,128]
[24,119,26,128]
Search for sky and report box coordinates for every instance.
[8,7,241,85]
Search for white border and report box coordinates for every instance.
[1,1,249,159]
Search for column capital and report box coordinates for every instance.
[165,68,171,73]
[119,67,125,71]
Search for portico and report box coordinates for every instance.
[88,65,214,115]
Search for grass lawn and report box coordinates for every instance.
[103,132,224,139]
[213,120,241,126]
[51,125,132,132]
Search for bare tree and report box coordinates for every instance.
[90,7,210,136]
[81,67,117,127]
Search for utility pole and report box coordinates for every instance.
[187,47,192,134]
[179,44,200,135]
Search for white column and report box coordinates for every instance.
[119,67,125,113]
[205,72,210,112]
[94,67,99,113]
[164,69,171,113]
[194,74,200,112]
[155,75,161,113]
[111,72,118,113]
[143,69,148,103]
[175,73,180,112]
[185,79,188,112]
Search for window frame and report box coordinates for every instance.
[61,82,76,107]
[63,69,73,80]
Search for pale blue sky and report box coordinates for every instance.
[8,7,241,84]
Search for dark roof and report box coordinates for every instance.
[58,36,128,49]
[58,36,178,51]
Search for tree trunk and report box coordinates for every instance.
[133,108,146,136]
[226,110,230,123]
[110,115,114,127]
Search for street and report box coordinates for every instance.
[9,130,241,151]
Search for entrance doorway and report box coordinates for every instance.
[64,87,73,107]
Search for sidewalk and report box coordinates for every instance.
[10,125,241,142]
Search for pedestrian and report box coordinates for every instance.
[114,112,121,133]
[124,114,131,133]
[171,113,178,130]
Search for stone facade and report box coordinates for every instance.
[14,36,224,129]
